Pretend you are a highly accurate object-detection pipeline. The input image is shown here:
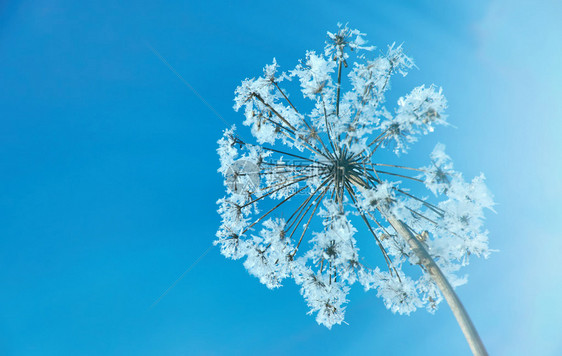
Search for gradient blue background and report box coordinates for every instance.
[1,1,561,355]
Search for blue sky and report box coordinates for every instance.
[1,1,561,355]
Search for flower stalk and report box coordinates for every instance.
[386,215,488,356]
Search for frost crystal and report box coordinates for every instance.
[216,24,494,328]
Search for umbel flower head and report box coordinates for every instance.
[216,24,494,328]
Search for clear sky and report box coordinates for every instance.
[1,0,561,355]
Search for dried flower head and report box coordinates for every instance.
[216,24,494,328]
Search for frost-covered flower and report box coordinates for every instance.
[216,24,494,329]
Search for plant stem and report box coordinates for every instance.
[336,60,343,117]
[385,215,488,356]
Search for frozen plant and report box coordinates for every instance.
[216,24,493,355]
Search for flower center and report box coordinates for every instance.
[327,152,368,192]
